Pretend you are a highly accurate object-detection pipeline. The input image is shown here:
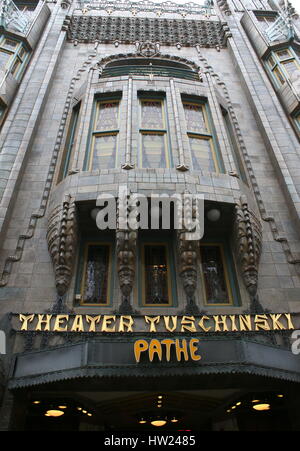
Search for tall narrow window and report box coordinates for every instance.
[59,102,81,181]
[142,244,172,306]
[266,48,300,87]
[139,98,170,168]
[183,101,221,172]
[87,99,120,171]
[200,244,233,305]
[221,107,247,184]
[80,243,111,305]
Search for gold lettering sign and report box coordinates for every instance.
[134,338,201,363]
[16,313,296,334]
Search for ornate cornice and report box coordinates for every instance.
[67,15,228,47]
[76,0,216,18]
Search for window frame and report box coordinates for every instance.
[59,101,81,181]
[266,47,300,87]
[138,96,172,169]
[255,12,278,31]
[139,239,177,308]
[0,35,29,80]
[182,99,223,173]
[199,241,239,307]
[77,241,113,307]
[85,97,121,171]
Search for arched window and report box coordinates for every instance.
[102,58,200,81]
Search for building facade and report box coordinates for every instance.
[0,0,300,431]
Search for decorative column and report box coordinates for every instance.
[46,195,78,311]
[234,195,263,313]
[178,229,200,314]
[116,188,137,313]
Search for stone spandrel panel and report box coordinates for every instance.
[67,15,229,47]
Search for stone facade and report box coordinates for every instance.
[0,0,300,431]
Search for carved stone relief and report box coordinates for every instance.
[47,195,78,297]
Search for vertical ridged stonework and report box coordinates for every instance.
[234,196,263,312]
[116,191,137,313]
[46,195,78,297]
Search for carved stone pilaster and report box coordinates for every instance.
[47,195,78,298]
[116,229,137,314]
[178,229,200,314]
[234,196,263,312]
[116,189,137,313]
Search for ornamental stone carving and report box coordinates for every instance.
[67,16,228,48]
[234,196,262,309]
[178,229,200,314]
[136,41,160,58]
[47,195,78,297]
[116,192,137,314]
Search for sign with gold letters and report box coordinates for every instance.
[13,313,297,363]
[15,313,296,334]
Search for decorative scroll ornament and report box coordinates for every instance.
[234,196,263,312]
[47,196,78,297]
[116,189,137,314]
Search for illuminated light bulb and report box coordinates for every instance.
[277,394,284,398]
[139,418,147,424]
[82,410,87,414]
[87,413,92,417]
[253,403,270,411]
[252,400,260,403]
[157,405,162,408]
[158,395,163,399]
[58,405,67,409]
[231,406,236,410]
[77,407,82,411]
[151,419,167,427]
[236,402,241,406]
[171,417,178,423]
[33,401,40,405]
[45,410,64,417]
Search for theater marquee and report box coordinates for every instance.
[13,313,297,364]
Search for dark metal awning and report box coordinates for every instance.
[8,338,300,389]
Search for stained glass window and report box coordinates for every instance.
[95,102,119,131]
[183,101,219,172]
[200,245,232,305]
[92,134,117,170]
[88,100,120,170]
[139,98,170,168]
[143,244,171,305]
[81,244,110,305]
[183,103,207,134]
[189,135,216,172]
[141,133,167,168]
[141,101,164,129]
